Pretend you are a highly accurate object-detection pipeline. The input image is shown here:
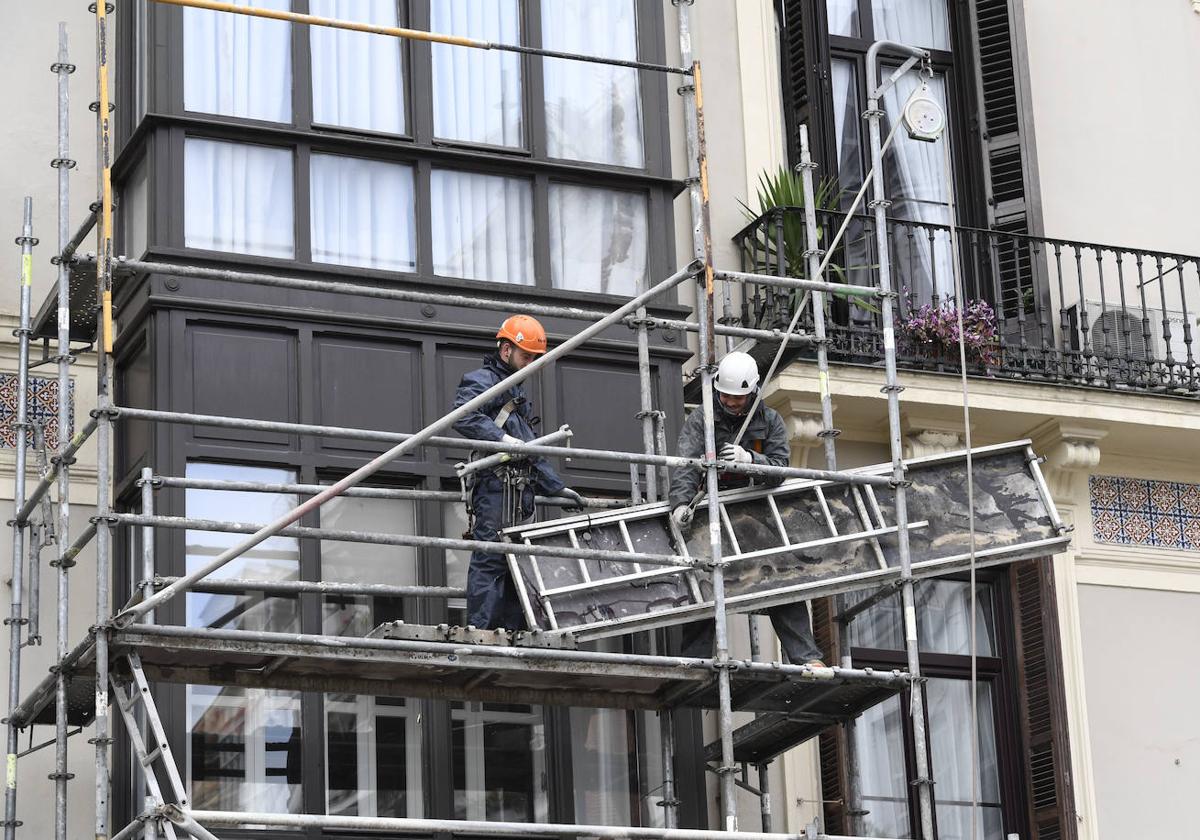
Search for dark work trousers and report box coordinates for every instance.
[466,474,534,630]
[680,601,823,664]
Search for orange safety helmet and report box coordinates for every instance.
[496,315,547,354]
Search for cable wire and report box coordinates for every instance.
[943,124,982,840]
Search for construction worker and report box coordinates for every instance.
[669,351,825,666]
[453,315,584,630]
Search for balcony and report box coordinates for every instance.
[734,208,1200,397]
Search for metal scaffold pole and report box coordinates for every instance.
[689,59,739,831]
[51,24,75,840]
[4,198,36,840]
[93,1,116,837]
[798,125,864,835]
[866,39,936,840]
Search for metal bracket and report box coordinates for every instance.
[50,62,76,74]
[50,158,77,170]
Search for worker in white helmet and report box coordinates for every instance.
[668,351,824,666]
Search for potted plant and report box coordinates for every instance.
[898,298,1001,371]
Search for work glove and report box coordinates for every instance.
[559,487,585,511]
[501,434,524,447]
[719,442,753,464]
[672,505,694,528]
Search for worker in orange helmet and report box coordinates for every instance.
[452,315,584,630]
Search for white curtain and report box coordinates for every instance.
[310,154,416,271]
[848,580,996,655]
[542,0,644,167]
[872,0,951,51]
[825,0,859,36]
[549,184,647,296]
[882,71,955,301]
[853,696,911,837]
[185,138,294,258]
[310,0,404,133]
[432,0,522,146]
[927,679,1005,840]
[184,0,292,123]
[431,170,533,284]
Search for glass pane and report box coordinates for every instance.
[452,702,547,822]
[185,138,295,258]
[853,695,910,837]
[188,686,303,814]
[432,0,522,146]
[325,694,421,817]
[826,0,860,36]
[123,157,149,259]
[320,495,418,636]
[549,184,648,296]
[848,579,996,656]
[184,0,292,122]
[431,170,533,284]
[543,0,644,167]
[831,59,865,197]
[310,154,416,272]
[185,463,300,633]
[927,679,1002,804]
[443,500,470,625]
[870,0,951,51]
[571,708,632,824]
[310,0,405,133]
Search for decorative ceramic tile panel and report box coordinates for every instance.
[1089,474,1200,550]
[0,374,75,451]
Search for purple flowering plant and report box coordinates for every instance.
[899,297,1000,367]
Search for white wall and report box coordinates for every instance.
[1023,1,1200,254]
[1077,585,1200,839]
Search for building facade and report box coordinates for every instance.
[0,1,1197,839]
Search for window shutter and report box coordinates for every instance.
[1010,559,1078,840]
[776,0,828,167]
[813,597,848,833]
[968,0,1042,321]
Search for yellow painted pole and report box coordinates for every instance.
[97,0,114,353]
[152,0,689,75]
[154,0,486,48]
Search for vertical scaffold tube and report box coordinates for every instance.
[691,61,738,831]
[139,468,156,622]
[94,2,115,838]
[5,198,35,840]
[866,48,935,839]
[52,23,74,840]
[800,125,863,833]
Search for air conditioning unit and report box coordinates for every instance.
[1068,300,1195,363]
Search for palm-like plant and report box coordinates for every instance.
[739,165,878,313]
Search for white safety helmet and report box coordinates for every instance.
[714,351,760,396]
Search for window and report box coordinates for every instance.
[781,0,993,307]
[184,0,292,123]
[184,464,303,815]
[184,462,300,633]
[543,0,644,167]
[431,169,534,284]
[156,0,669,295]
[432,0,523,147]
[185,138,295,258]
[326,693,421,818]
[310,0,406,133]
[549,184,649,296]
[844,577,1019,839]
[310,154,417,272]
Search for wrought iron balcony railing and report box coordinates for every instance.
[734,207,1200,396]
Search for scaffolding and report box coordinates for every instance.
[0,3,1071,840]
